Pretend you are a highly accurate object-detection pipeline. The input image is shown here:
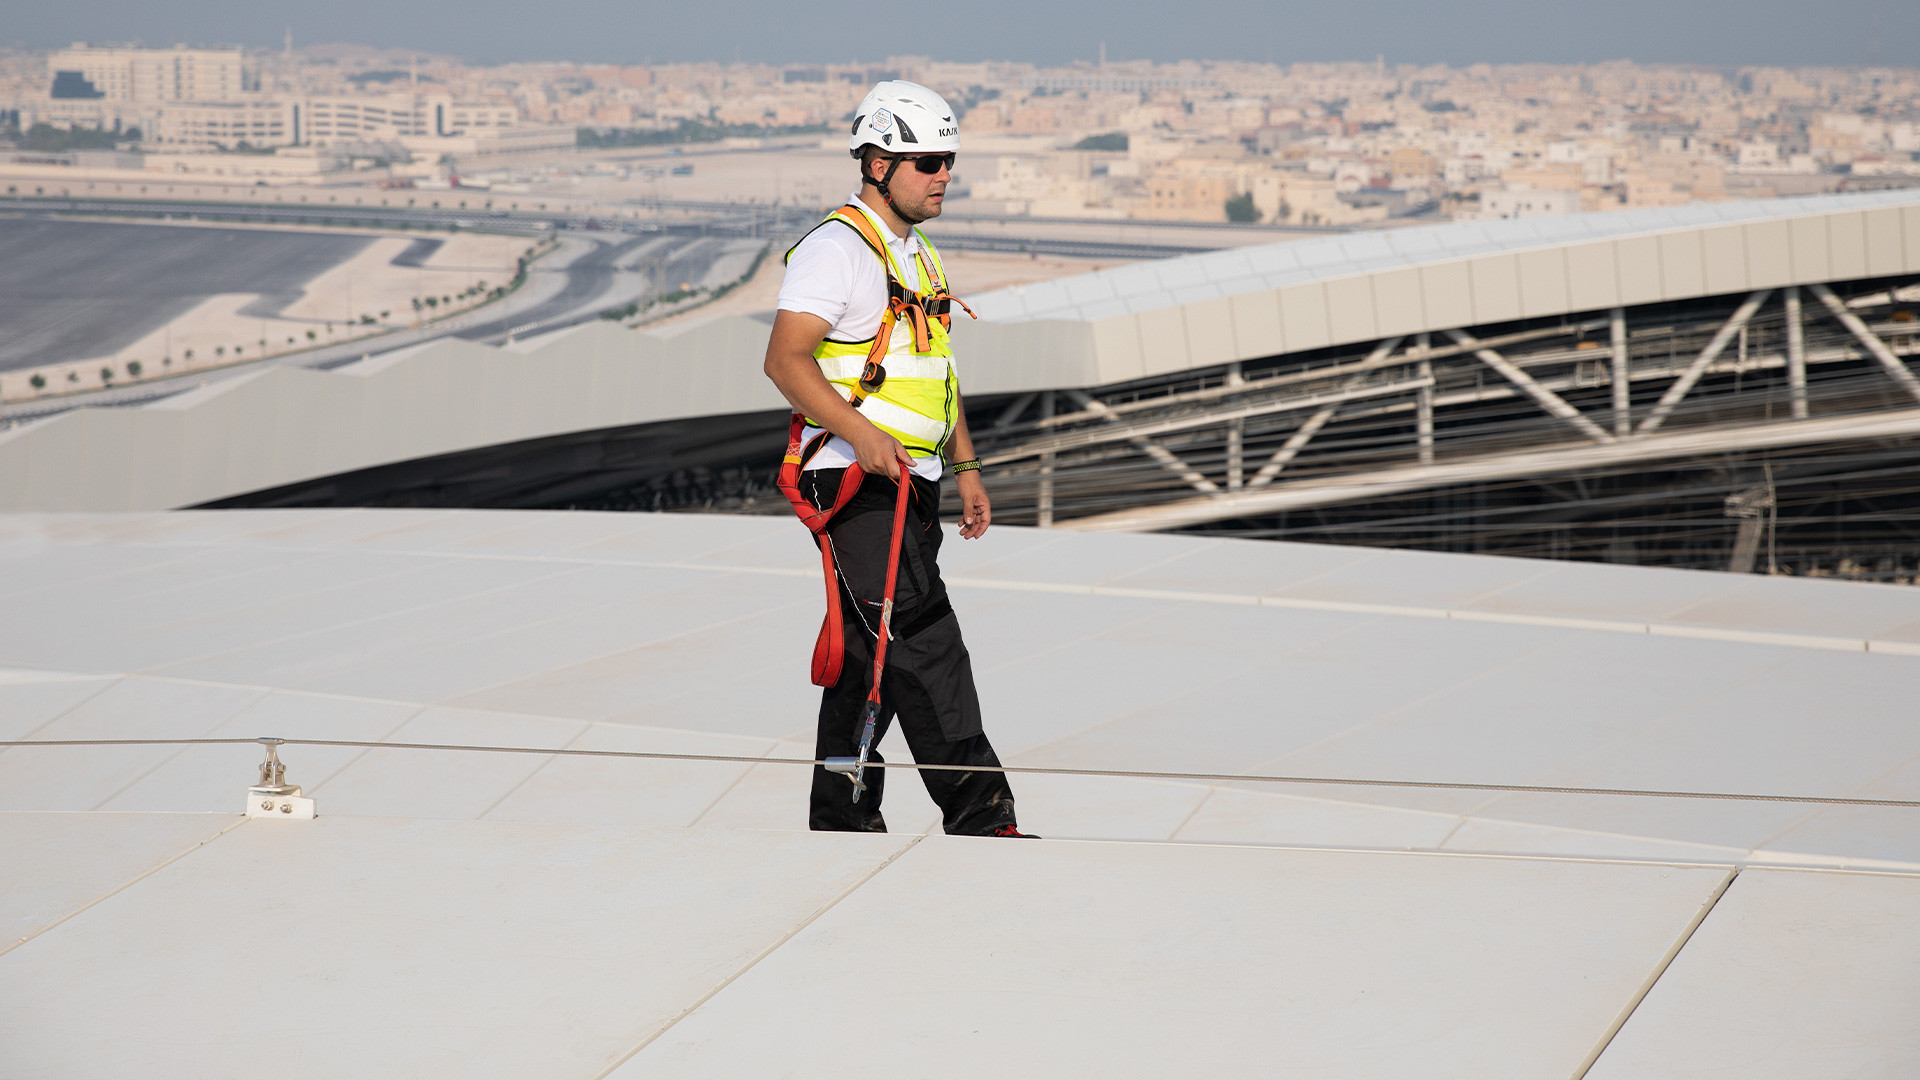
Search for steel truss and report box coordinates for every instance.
[967,278,1920,553]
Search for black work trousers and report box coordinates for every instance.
[803,468,1018,835]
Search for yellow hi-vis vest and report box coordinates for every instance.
[785,204,969,458]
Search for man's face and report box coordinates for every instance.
[873,152,951,220]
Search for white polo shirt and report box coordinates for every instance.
[776,194,946,481]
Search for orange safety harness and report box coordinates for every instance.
[776,204,974,688]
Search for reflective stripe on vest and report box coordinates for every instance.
[815,353,954,383]
[850,397,951,447]
[785,204,959,457]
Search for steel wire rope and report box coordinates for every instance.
[4,737,1918,810]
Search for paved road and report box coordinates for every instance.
[0,233,593,421]
[0,225,743,423]
[0,218,374,373]
[453,233,661,342]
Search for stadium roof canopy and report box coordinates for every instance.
[2,189,1918,513]
[2,509,1918,1074]
[973,188,1920,326]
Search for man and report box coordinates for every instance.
[763,81,1032,838]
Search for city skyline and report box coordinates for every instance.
[2,0,1914,69]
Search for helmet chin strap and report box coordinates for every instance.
[863,154,929,225]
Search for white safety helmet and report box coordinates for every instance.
[849,81,960,157]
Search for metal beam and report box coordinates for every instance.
[992,392,1037,428]
[1785,287,1807,420]
[1030,332,1653,428]
[1808,283,1920,405]
[1061,406,1920,533]
[1029,325,1602,431]
[1609,307,1630,436]
[1636,290,1773,437]
[1331,339,1906,434]
[1224,362,1245,490]
[1414,333,1434,465]
[1036,390,1055,528]
[1138,442,1222,495]
[1443,329,1616,443]
[1247,407,1336,488]
[1362,336,1406,365]
[1062,390,1221,496]
[986,376,1432,464]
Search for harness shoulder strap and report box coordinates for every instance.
[910,226,946,292]
[820,206,914,393]
[827,207,908,284]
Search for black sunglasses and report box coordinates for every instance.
[894,152,956,175]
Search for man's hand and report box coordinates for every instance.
[851,427,909,481]
[956,472,991,539]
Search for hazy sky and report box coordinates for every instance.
[8,0,1913,69]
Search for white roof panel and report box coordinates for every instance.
[1586,868,1920,1080]
[0,810,237,948]
[3,509,1918,1074]
[625,840,1729,1079]
[0,813,914,1078]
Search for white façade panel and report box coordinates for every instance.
[0,817,914,1079]
[1469,254,1522,323]
[122,413,188,513]
[1906,207,1920,273]
[1586,869,1920,1080]
[628,839,1732,1079]
[7,415,86,511]
[1516,248,1570,318]
[1277,284,1332,351]
[1743,220,1794,289]
[1615,235,1664,306]
[1181,296,1238,368]
[1789,215,1831,282]
[1658,231,1707,298]
[1563,241,1620,311]
[1370,267,1426,337]
[1088,315,1146,384]
[1829,212,1869,279]
[1228,290,1286,359]
[1324,276,1379,345]
[1700,224,1750,295]
[1419,261,1474,330]
[1135,306,1193,377]
[1864,207,1905,277]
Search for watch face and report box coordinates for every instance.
[870,108,893,134]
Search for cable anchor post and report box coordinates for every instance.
[247,737,316,819]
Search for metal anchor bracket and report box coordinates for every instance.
[246,738,316,819]
[824,701,882,802]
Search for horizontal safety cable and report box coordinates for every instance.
[3,737,1917,810]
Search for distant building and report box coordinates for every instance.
[16,45,541,158]
[304,94,520,143]
[151,99,295,148]
[1479,187,1579,219]
[48,43,245,103]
